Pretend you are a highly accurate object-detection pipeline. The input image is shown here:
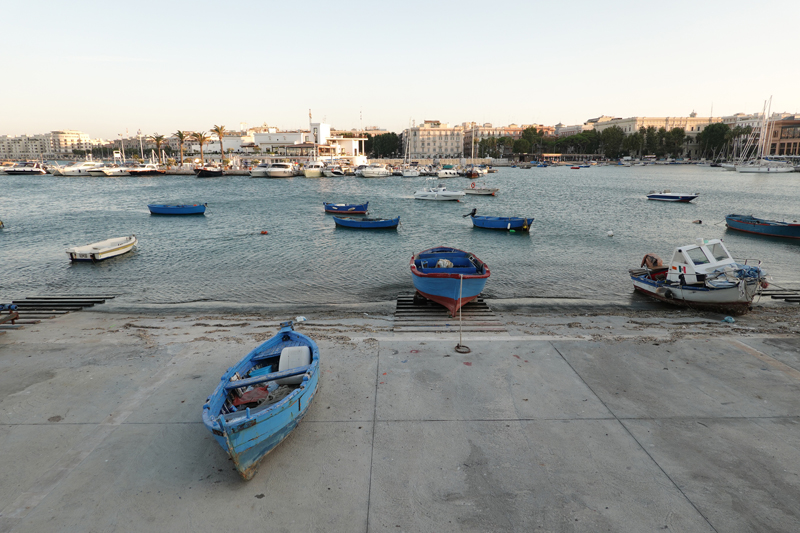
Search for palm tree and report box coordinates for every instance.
[211,125,226,165]
[190,131,210,165]
[174,130,188,166]
[149,134,166,164]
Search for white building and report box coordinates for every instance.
[0,130,101,159]
[404,120,464,159]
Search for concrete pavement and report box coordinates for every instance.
[0,306,799,532]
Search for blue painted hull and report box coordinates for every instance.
[725,214,800,239]
[333,216,399,229]
[410,246,490,316]
[202,322,320,480]
[471,216,533,231]
[323,201,368,214]
[148,204,206,215]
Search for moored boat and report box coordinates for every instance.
[725,214,800,239]
[202,320,320,480]
[303,160,325,178]
[129,163,165,176]
[646,190,698,202]
[437,168,459,178]
[333,216,399,229]
[66,235,137,262]
[148,203,207,215]
[629,238,767,314]
[60,160,105,176]
[470,215,533,231]
[361,163,392,178]
[195,166,224,178]
[463,182,498,195]
[410,246,490,316]
[323,201,368,214]
[5,161,47,175]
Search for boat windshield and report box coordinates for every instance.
[686,247,710,265]
[707,243,730,262]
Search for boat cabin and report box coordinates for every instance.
[665,238,736,285]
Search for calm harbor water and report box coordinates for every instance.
[1,166,799,309]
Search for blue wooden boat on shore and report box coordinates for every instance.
[725,214,800,239]
[148,203,207,215]
[410,246,490,316]
[323,201,368,214]
[333,216,399,229]
[202,320,320,480]
[471,215,533,231]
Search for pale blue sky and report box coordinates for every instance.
[3,0,798,139]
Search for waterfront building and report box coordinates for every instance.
[0,130,102,159]
[770,116,800,156]
[403,120,464,160]
[555,116,617,137]
[593,113,723,158]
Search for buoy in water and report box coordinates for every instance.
[260,230,269,235]
[692,220,702,224]
[607,231,614,237]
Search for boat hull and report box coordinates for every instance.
[195,169,224,177]
[148,204,207,215]
[333,216,399,229]
[66,236,137,262]
[646,194,698,202]
[410,247,490,316]
[630,274,761,314]
[323,202,368,214]
[471,216,533,231]
[725,214,800,239]
[202,323,320,480]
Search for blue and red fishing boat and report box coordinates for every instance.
[202,320,320,480]
[725,214,800,239]
[410,246,490,316]
[323,201,368,214]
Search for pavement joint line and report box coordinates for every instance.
[549,341,719,532]
[364,338,382,532]
[0,345,189,526]
[729,339,800,381]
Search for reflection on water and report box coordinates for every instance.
[1,166,798,307]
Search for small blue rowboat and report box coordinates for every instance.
[471,216,533,231]
[323,201,368,214]
[725,214,800,239]
[333,216,399,229]
[148,203,207,215]
[202,320,320,480]
[410,246,490,317]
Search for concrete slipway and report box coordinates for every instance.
[0,302,799,532]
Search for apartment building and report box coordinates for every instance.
[0,130,99,159]
[404,120,464,159]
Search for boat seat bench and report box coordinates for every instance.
[417,267,480,274]
[224,364,312,391]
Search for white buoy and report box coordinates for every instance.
[607,231,614,237]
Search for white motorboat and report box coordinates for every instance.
[66,235,137,262]
[361,163,392,178]
[87,166,113,176]
[249,162,271,177]
[102,165,133,177]
[323,165,345,177]
[437,169,459,178]
[250,162,296,178]
[414,179,466,201]
[464,182,498,196]
[402,166,420,177]
[0,161,18,175]
[735,160,795,173]
[303,160,325,178]
[5,161,47,175]
[629,238,767,314]
[61,160,105,176]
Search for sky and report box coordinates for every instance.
[3,0,799,140]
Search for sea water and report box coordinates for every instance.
[1,165,798,309]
